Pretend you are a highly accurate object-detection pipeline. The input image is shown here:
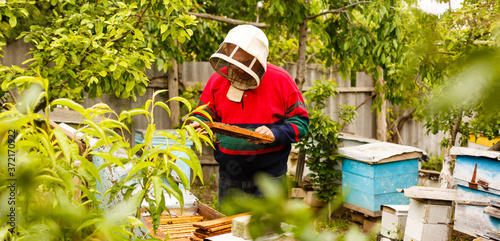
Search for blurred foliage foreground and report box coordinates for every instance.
[0,76,215,240]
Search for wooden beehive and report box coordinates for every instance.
[380,205,409,240]
[451,147,500,238]
[402,186,457,241]
[339,142,423,217]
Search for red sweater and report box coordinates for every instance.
[195,64,309,180]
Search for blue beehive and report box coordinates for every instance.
[451,147,500,238]
[134,129,193,188]
[339,142,422,216]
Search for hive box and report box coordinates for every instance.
[404,216,451,241]
[402,186,456,241]
[339,142,422,216]
[451,147,500,238]
[380,205,409,240]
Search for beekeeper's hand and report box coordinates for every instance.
[189,121,207,135]
[248,126,274,144]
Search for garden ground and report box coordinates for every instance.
[190,183,476,241]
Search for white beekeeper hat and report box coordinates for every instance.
[209,25,269,102]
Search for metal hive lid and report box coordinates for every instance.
[338,142,424,164]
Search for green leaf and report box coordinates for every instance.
[91,152,125,169]
[80,3,90,13]
[178,34,186,43]
[152,89,168,100]
[343,41,350,51]
[169,146,201,183]
[145,99,152,112]
[53,128,72,162]
[77,218,101,232]
[125,162,154,181]
[160,24,168,34]
[9,16,17,27]
[129,143,146,157]
[55,165,76,197]
[77,184,102,208]
[184,125,201,152]
[19,8,29,17]
[191,106,214,122]
[125,80,134,92]
[83,120,108,142]
[151,176,163,208]
[187,116,213,137]
[154,102,171,116]
[145,123,155,146]
[169,161,189,188]
[51,98,86,115]
[139,148,166,162]
[78,156,102,186]
[165,177,184,212]
[2,76,45,91]
[167,96,191,112]
[119,109,149,121]
[99,119,130,132]
[34,175,65,186]
[154,131,178,148]
[105,177,128,205]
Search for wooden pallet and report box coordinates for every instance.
[142,202,224,240]
[192,212,250,239]
[142,203,250,240]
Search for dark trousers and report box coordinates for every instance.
[218,173,286,211]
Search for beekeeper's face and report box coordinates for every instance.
[224,44,254,81]
[228,61,252,81]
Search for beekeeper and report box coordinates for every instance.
[192,25,309,207]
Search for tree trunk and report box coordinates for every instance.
[440,148,455,188]
[296,17,308,90]
[168,58,180,128]
[440,109,463,188]
[375,67,387,142]
[389,110,414,143]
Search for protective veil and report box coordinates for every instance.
[209,25,269,102]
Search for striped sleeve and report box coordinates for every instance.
[193,83,220,122]
[270,91,309,145]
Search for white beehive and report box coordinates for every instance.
[380,205,409,240]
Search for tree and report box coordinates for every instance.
[418,0,500,187]
[0,0,197,108]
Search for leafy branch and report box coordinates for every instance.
[307,1,372,19]
[183,11,270,28]
[79,3,152,66]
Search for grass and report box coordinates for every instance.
[189,182,477,241]
[315,215,377,241]
[190,174,219,211]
